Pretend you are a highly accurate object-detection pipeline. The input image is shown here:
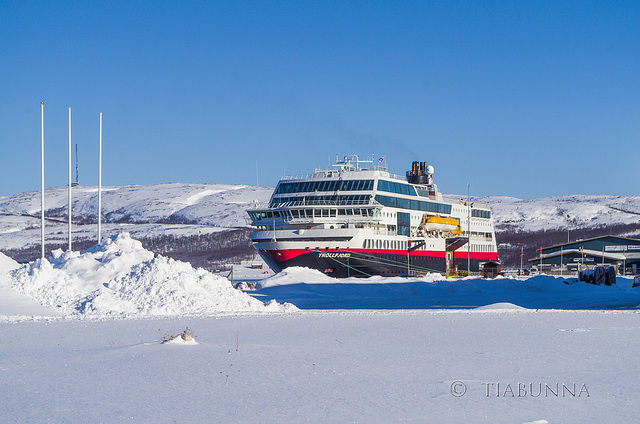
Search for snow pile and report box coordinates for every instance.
[474,302,527,311]
[258,266,451,289]
[257,266,339,288]
[0,251,18,274]
[9,233,296,317]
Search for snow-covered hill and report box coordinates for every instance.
[0,183,638,252]
[0,183,272,250]
[478,194,640,233]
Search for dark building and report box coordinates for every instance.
[528,235,640,275]
[481,260,501,278]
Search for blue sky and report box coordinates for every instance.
[1,1,638,198]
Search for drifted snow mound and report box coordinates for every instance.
[257,266,338,288]
[0,252,19,273]
[474,302,527,311]
[9,233,296,317]
[256,266,447,289]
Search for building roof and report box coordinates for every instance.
[543,235,640,251]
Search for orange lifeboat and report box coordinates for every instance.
[420,215,458,232]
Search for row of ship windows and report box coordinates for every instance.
[362,239,436,251]
[275,179,374,194]
[252,208,492,224]
[250,208,375,220]
[452,206,492,219]
[272,181,490,218]
[274,179,432,198]
[269,194,370,207]
[364,239,409,250]
[472,209,491,219]
[375,195,453,214]
[361,240,494,252]
[471,244,495,252]
[376,180,417,196]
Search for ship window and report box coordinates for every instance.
[396,198,410,209]
[377,180,417,196]
[330,209,336,217]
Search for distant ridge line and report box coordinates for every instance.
[609,206,640,216]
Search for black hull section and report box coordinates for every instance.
[259,250,485,278]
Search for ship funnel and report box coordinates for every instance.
[406,160,432,185]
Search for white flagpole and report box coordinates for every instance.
[98,112,102,244]
[41,101,45,259]
[68,107,72,251]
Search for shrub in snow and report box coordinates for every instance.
[161,327,197,345]
[234,281,255,290]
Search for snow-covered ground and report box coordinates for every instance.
[2,310,640,423]
[2,234,640,422]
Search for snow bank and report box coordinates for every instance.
[8,233,296,317]
[474,302,527,311]
[256,266,446,288]
[0,251,18,274]
[253,267,640,310]
[257,266,338,288]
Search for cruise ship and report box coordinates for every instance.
[247,155,497,277]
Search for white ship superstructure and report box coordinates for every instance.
[248,155,497,277]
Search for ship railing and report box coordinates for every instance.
[279,168,390,181]
[442,196,490,209]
